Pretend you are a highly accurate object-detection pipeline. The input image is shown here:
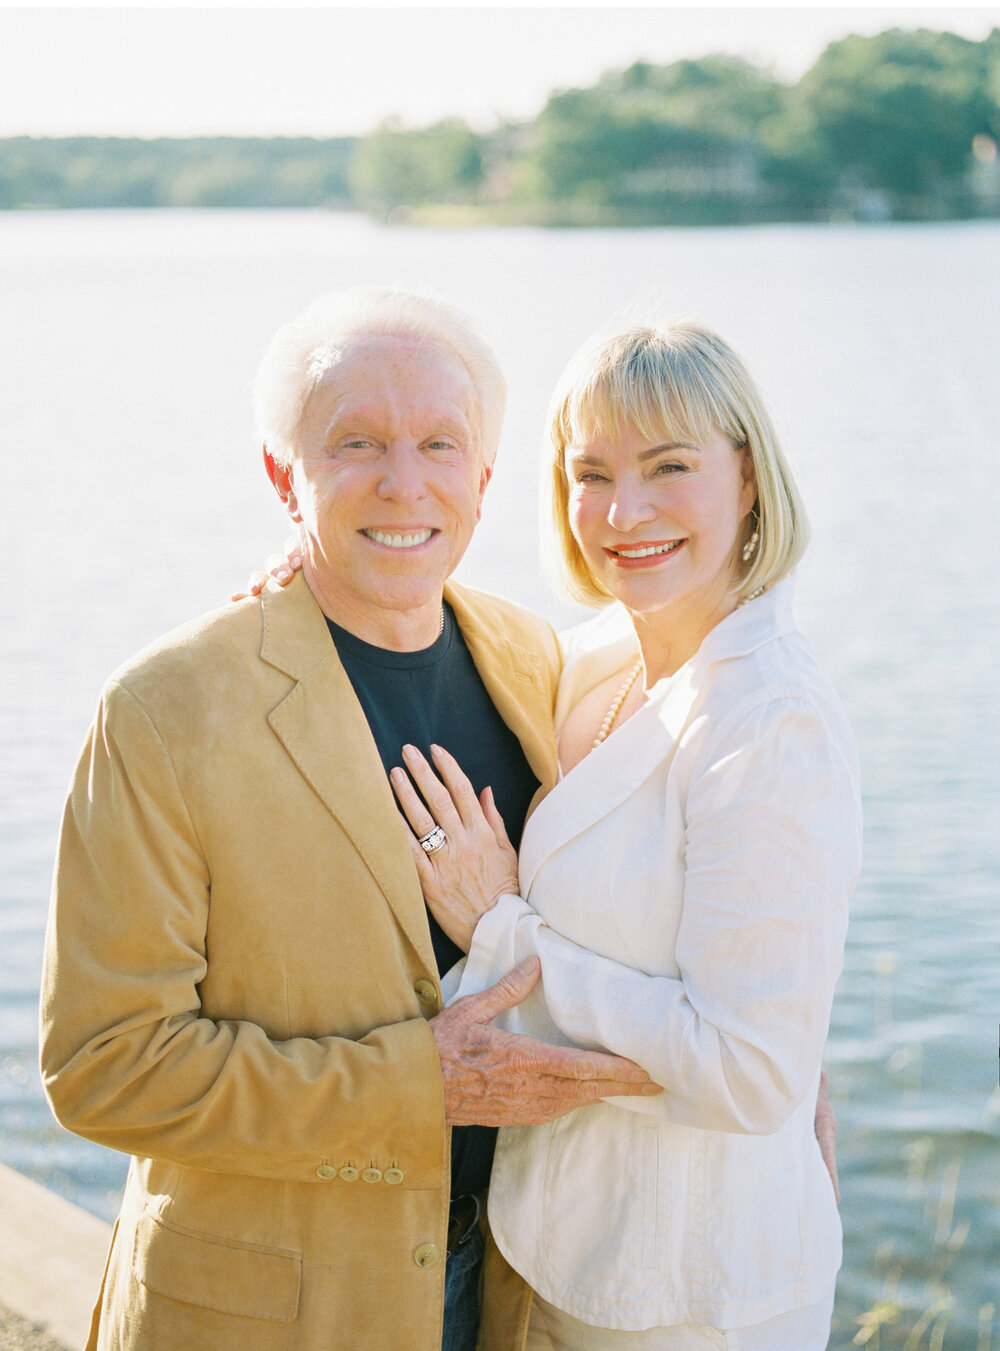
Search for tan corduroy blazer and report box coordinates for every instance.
[40,573,558,1351]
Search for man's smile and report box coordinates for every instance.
[361,528,437,549]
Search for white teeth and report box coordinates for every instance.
[364,529,434,549]
[616,541,682,559]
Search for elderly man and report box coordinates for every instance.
[40,289,657,1351]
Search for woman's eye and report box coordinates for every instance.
[654,461,685,475]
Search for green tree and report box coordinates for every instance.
[517,56,787,218]
[0,136,357,210]
[349,119,483,215]
[793,28,999,201]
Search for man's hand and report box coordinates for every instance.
[430,957,661,1126]
[814,1068,840,1202]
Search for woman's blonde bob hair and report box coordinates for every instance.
[543,320,809,607]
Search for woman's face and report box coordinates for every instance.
[564,421,756,636]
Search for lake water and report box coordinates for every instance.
[1,211,997,1348]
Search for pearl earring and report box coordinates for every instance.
[742,528,759,563]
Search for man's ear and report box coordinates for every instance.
[476,462,493,523]
[263,446,301,521]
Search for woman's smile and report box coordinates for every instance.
[604,538,687,566]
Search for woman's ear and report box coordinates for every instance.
[739,448,757,518]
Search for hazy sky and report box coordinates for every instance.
[3,5,999,139]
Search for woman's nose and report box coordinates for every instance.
[608,479,656,532]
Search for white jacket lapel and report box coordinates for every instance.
[521,579,799,895]
[518,662,704,895]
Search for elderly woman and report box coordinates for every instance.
[389,321,861,1350]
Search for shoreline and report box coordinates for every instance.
[0,1162,110,1351]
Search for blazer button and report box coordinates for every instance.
[413,1242,440,1268]
[414,978,439,1008]
[316,1164,338,1180]
[384,1167,404,1185]
[362,1167,382,1183]
[339,1165,359,1182]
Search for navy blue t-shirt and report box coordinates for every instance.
[326,602,540,1198]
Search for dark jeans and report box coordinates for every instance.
[442,1222,485,1351]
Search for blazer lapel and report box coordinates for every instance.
[259,576,436,973]
[445,583,560,803]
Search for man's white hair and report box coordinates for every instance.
[254,287,506,467]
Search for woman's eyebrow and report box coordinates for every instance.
[637,441,699,460]
[567,441,699,465]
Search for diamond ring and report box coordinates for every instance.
[418,825,447,855]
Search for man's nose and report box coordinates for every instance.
[608,478,656,532]
[376,444,429,500]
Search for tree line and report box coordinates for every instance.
[3,27,999,225]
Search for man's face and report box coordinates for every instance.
[267,334,490,644]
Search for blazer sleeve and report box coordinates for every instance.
[40,680,445,1183]
[457,696,861,1134]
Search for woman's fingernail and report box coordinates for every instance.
[275,567,291,580]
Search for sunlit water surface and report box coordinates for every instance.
[1,211,997,1348]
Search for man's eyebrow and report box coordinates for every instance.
[320,410,474,442]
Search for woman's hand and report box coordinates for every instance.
[230,537,303,601]
[814,1069,840,1202]
[390,744,520,953]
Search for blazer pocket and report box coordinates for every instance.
[134,1211,301,1322]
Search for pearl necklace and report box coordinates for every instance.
[592,588,767,750]
[592,659,643,748]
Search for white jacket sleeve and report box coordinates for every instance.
[456,697,861,1134]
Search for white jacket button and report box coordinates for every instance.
[414,1242,440,1268]
[316,1164,337,1180]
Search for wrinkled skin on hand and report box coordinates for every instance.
[430,958,661,1126]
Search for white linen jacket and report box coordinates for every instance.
[448,578,862,1332]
